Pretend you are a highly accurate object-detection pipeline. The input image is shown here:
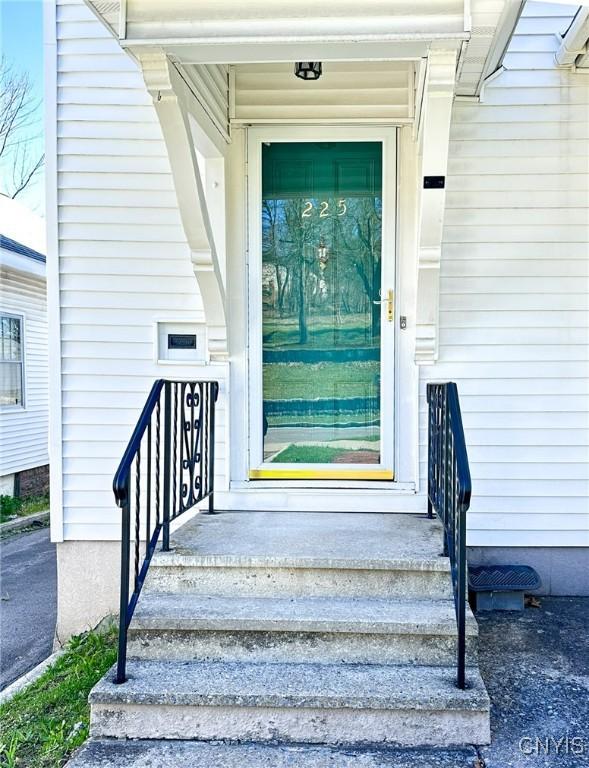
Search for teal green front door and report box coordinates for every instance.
[251,140,394,480]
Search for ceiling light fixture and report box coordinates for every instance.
[294,62,322,80]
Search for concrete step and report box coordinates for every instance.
[145,511,453,601]
[128,593,478,666]
[145,556,453,601]
[90,659,491,747]
[67,738,482,767]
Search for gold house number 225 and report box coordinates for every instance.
[302,199,347,218]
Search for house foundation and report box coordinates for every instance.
[55,541,119,644]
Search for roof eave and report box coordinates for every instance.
[0,248,46,280]
[555,7,589,68]
[474,0,525,96]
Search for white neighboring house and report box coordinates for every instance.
[44,0,589,643]
[0,196,49,498]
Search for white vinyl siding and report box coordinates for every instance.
[53,0,589,546]
[0,266,48,475]
[420,1,589,547]
[55,0,226,541]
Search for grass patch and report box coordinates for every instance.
[0,494,50,524]
[272,444,379,464]
[0,627,117,768]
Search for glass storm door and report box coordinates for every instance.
[252,139,394,480]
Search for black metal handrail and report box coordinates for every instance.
[427,382,471,690]
[112,379,219,683]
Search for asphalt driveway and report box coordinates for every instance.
[478,596,589,767]
[0,526,57,690]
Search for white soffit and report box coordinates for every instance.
[230,62,414,123]
[457,0,525,95]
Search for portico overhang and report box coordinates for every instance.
[89,1,472,53]
[84,0,521,364]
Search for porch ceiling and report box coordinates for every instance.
[86,0,522,96]
[230,61,415,123]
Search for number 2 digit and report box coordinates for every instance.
[302,201,313,218]
[320,201,329,218]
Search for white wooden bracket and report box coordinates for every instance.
[137,52,228,360]
[414,49,457,365]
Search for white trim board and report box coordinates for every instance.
[44,0,64,544]
[226,123,420,497]
[216,488,423,514]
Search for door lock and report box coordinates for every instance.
[373,289,394,322]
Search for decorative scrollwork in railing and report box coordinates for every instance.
[112,379,218,684]
[175,381,217,517]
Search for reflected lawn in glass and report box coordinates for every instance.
[269,444,380,464]
[263,361,379,401]
[263,313,377,350]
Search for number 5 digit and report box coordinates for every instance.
[337,199,347,216]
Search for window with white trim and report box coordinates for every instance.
[0,314,24,407]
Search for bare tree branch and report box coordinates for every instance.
[0,56,44,199]
[11,148,45,199]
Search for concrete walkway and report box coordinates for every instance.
[0,527,57,690]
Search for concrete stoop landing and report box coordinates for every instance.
[78,512,491,765]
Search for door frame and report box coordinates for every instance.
[246,125,397,481]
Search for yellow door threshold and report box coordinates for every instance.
[249,468,395,481]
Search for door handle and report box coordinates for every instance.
[373,289,394,322]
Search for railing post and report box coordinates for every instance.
[457,498,467,689]
[162,381,172,551]
[115,478,131,684]
[425,382,470,690]
[208,382,217,514]
[442,387,449,557]
[426,385,434,519]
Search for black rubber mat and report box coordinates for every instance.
[468,564,541,592]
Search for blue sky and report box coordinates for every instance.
[1,0,44,215]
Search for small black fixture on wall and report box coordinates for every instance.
[295,62,322,80]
